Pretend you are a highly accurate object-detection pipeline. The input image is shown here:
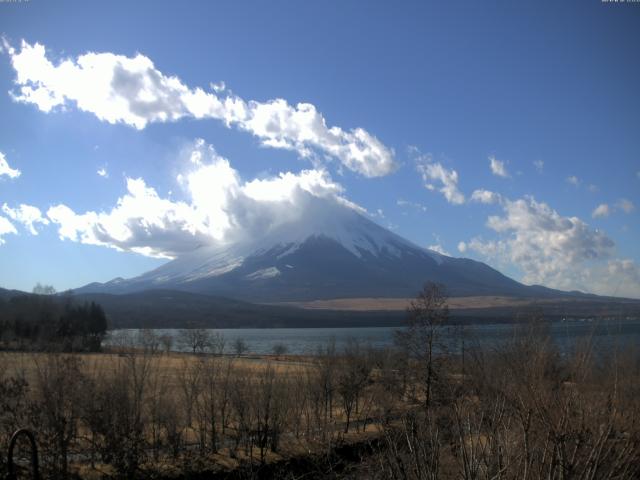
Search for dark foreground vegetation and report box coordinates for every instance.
[0,290,107,352]
[0,284,638,479]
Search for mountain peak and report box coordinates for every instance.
[73,198,558,301]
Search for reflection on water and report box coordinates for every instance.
[105,319,640,355]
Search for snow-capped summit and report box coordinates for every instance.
[75,197,546,301]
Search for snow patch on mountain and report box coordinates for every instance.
[246,267,281,281]
[150,200,434,279]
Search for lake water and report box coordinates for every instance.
[106,318,640,355]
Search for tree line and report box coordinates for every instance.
[0,287,108,352]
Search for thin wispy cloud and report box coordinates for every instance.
[489,155,509,178]
[0,216,17,244]
[210,81,226,93]
[592,203,610,218]
[416,160,465,205]
[616,198,635,214]
[396,198,427,212]
[533,160,544,173]
[470,189,502,205]
[0,151,21,179]
[374,208,385,219]
[427,244,450,256]
[566,175,580,186]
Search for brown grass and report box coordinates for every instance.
[272,295,559,311]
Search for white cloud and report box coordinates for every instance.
[46,140,360,258]
[461,195,639,295]
[1,203,49,235]
[464,237,507,259]
[461,192,640,297]
[47,178,202,259]
[566,175,580,186]
[396,198,427,212]
[533,160,544,173]
[601,259,640,298]
[590,200,635,217]
[6,40,396,178]
[417,162,465,205]
[97,167,108,178]
[591,203,610,218]
[470,189,502,205]
[616,198,635,214]
[0,151,21,179]
[427,244,449,256]
[0,216,17,244]
[210,81,225,93]
[489,156,509,178]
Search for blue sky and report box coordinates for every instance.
[0,0,638,297]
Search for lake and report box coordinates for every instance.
[106,318,640,355]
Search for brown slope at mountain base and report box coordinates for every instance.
[272,295,640,314]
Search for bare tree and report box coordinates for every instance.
[396,282,448,409]
[178,328,212,354]
[178,356,203,430]
[199,356,222,452]
[336,339,371,433]
[138,328,160,354]
[32,283,56,295]
[31,355,84,478]
[142,356,170,460]
[252,364,288,462]
[0,360,29,477]
[233,337,248,356]
[158,333,173,354]
[84,351,154,477]
[272,343,288,357]
[210,331,226,355]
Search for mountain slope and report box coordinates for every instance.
[75,197,580,302]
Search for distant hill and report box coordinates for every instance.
[2,287,639,329]
[49,289,640,328]
[73,289,407,328]
[0,287,30,300]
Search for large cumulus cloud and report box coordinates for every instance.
[461,195,640,298]
[5,40,396,178]
[46,140,359,259]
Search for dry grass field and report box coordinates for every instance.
[273,295,540,311]
[1,316,639,479]
[0,350,310,385]
[0,345,412,479]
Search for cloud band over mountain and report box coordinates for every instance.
[46,139,360,259]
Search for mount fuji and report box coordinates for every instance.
[76,197,571,302]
